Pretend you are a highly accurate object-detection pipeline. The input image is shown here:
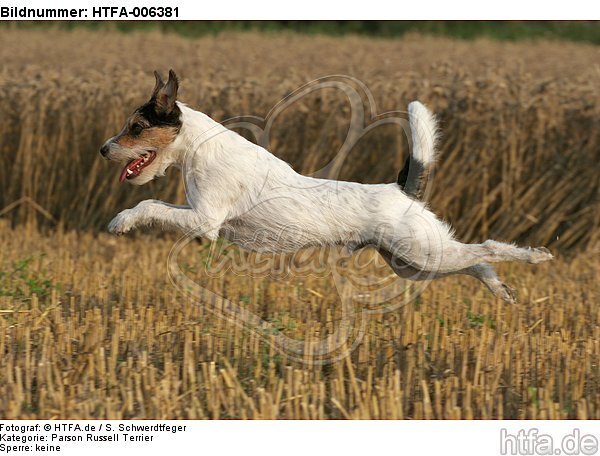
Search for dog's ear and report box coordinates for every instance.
[151,70,165,99]
[154,69,179,115]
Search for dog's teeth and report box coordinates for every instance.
[126,169,133,176]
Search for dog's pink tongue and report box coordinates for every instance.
[119,158,142,183]
[119,164,130,183]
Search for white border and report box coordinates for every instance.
[1,420,600,456]
[4,0,600,19]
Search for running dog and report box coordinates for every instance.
[100,70,553,303]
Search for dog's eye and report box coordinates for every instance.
[130,123,143,136]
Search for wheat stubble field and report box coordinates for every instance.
[0,28,599,419]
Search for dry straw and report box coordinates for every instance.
[0,221,598,419]
[0,29,598,419]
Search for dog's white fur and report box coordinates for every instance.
[107,101,553,303]
[408,101,438,166]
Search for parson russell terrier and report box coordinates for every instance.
[100,70,553,303]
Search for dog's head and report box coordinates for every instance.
[100,70,182,185]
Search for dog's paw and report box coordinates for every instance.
[108,210,137,235]
[496,283,517,304]
[529,246,554,264]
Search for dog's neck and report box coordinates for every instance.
[167,102,234,166]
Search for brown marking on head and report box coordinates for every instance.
[154,69,179,115]
[151,70,165,99]
[100,69,183,183]
[115,125,179,150]
[111,70,182,153]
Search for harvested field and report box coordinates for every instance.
[0,221,598,419]
[0,29,598,419]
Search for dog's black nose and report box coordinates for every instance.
[100,144,110,158]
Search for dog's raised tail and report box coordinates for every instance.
[397,101,439,199]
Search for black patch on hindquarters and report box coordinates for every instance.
[397,155,426,199]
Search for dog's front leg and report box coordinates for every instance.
[108,199,223,238]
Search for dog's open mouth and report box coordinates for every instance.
[119,152,156,182]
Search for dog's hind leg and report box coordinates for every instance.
[378,249,517,303]
[463,263,517,303]
[385,238,552,276]
[449,240,553,269]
